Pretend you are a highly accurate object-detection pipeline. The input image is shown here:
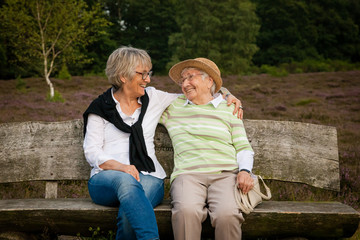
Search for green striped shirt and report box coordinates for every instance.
[160,95,253,183]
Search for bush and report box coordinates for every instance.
[295,98,317,106]
[77,226,115,240]
[280,59,360,74]
[260,64,288,77]
[15,76,27,93]
[47,90,65,102]
[58,63,72,80]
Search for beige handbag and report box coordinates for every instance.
[234,174,272,214]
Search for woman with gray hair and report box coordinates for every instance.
[83,47,242,240]
[160,57,254,240]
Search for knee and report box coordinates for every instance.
[172,202,205,220]
[111,173,142,195]
[211,207,243,227]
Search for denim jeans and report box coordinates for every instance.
[88,170,164,240]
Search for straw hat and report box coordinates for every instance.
[169,58,222,93]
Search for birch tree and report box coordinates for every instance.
[0,0,109,99]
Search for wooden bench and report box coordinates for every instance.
[0,119,359,239]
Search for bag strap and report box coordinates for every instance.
[250,175,272,200]
[234,175,272,215]
[234,186,252,214]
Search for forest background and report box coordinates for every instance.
[1,0,360,80]
[0,0,359,238]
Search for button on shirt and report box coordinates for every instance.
[83,87,179,179]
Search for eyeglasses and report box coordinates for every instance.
[135,71,153,80]
[178,74,203,86]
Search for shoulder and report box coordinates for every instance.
[216,99,235,112]
[215,101,241,122]
[145,86,177,99]
[173,94,187,104]
[145,86,157,96]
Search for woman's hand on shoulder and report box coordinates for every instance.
[226,94,243,119]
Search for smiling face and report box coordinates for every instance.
[122,65,151,98]
[180,68,214,105]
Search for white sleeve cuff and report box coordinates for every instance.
[236,150,254,172]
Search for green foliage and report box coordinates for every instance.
[15,76,27,93]
[1,0,360,78]
[77,226,115,240]
[280,59,360,73]
[308,0,360,62]
[252,0,360,66]
[101,0,178,74]
[57,63,71,80]
[80,33,117,76]
[260,65,288,77]
[0,0,110,97]
[252,0,320,66]
[295,98,318,106]
[249,58,360,76]
[168,0,259,74]
[46,90,65,103]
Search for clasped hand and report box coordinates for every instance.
[236,171,254,194]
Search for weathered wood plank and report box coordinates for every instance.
[244,120,339,191]
[0,119,339,190]
[0,199,358,239]
[0,120,90,182]
[45,181,58,199]
[154,120,340,191]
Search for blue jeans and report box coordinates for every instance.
[88,170,164,240]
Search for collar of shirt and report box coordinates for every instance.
[183,93,223,108]
[111,88,142,125]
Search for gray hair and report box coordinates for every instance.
[106,46,152,90]
[181,67,217,95]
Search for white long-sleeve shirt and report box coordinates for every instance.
[83,87,179,178]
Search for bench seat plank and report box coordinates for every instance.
[0,198,358,239]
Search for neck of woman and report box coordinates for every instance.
[113,88,141,116]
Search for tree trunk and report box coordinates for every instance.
[43,55,54,99]
[45,75,54,99]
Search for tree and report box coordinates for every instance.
[0,0,110,99]
[307,0,360,62]
[168,0,259,74]
[101,0,178,74]
[252,0,360,66]
[252,0,320,66]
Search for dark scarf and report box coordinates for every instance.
[83,88,155,173]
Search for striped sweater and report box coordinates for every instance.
[160,94,253,183]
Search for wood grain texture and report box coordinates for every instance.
[243,119,339,191]
[0,119,339,190]
[155,120,340,191]
[0,120,89,182]
[0,199,358,239]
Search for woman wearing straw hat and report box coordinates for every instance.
[160,58,254,240]
[83,47,243,240]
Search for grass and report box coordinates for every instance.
[0,71,359,239]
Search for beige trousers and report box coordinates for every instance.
[170,171,245,240]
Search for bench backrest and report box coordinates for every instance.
[0,119,340,192]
